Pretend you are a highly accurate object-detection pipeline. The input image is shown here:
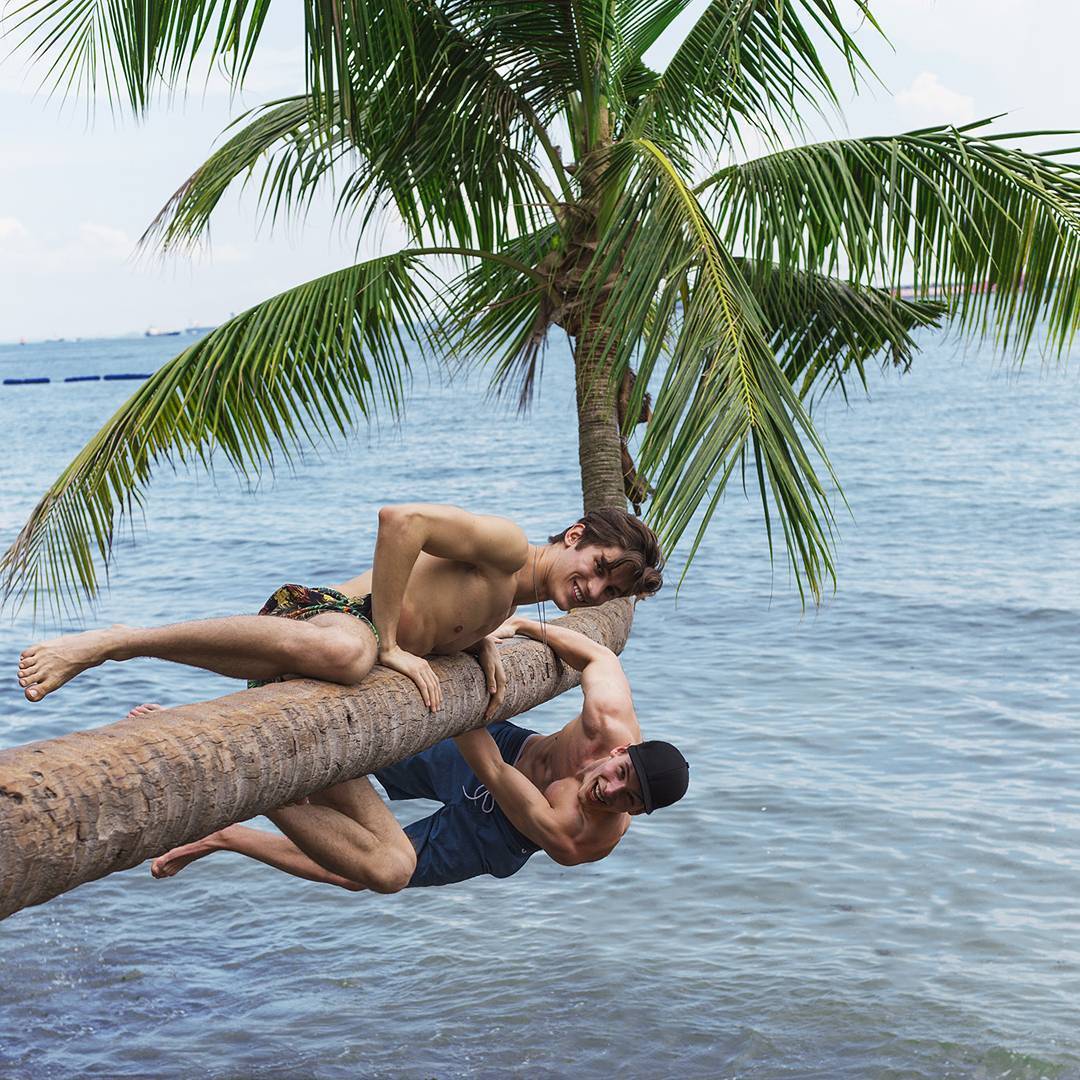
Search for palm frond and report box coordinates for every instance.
[1,252,447,618]
[143,94,353,252]
[589,139,838,601]
[6,0,269,110]
[630,0,880,156]
[447,224,563,409]
[612,0,686,73]
[307,0,578,133]
[740,260,947,406]
[705,121,1080,356]
[320,4,567,251]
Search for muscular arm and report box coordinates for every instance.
[372,504,528,651]
[453,728,595,865]
[371,504,528,709]
[501,618,640,743]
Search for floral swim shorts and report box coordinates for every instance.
[247,583,378,688]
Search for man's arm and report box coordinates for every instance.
[372,505,528,710]
[497,617,639,743]
[463,636,506,721]
[453,728,595,865]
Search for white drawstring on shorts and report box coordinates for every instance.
[462,782,495,814]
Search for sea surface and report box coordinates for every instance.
[0,332,1078,1079]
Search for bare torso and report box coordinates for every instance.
[514,714,636,858]
[335,552,519,656]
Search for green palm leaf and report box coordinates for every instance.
[448,225,563,409]
[0,252,447,618]
[705,121,1080,355]
[631,0,879,157]
[7,0,269,110]
[739,260,947,405]
[591,139,838,600]
[303,1,574,248]
[144,94,349,252]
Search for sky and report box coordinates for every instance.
[2,0,1079,342]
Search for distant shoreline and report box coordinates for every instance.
[0,328,217,348]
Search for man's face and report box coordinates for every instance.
[578,747,645,815]
[549,525,638,610]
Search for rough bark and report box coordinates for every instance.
[574,325,627,512]
[0,602,633,921]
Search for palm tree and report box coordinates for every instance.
[3,1,1080,919]
[6,0,1080,615]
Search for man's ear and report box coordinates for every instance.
[564,522,585,547]
[609,744,630,758]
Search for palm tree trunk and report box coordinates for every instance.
[574,323,627,512]
[0,604,632,921]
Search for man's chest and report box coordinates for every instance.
[409,560,516,651]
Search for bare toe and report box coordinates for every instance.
[126,703,164,719]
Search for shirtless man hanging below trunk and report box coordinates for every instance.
[148,617,689,892]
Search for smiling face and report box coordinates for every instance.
[577,747,645,815]
[547,524,641,611]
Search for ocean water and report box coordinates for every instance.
[0,332,1078,1079]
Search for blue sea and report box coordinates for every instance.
[1,331,1078,1079]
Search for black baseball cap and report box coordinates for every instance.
[626,740,689,814]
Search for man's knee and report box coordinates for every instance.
[366,843,417,895]
[308,630,375,684]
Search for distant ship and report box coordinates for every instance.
[144,327,181,337]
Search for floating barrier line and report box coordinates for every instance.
[2,373,149,386]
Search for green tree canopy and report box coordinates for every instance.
[5,0,1080,618]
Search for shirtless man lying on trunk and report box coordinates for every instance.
[18,503,662,716]
[149,617,690,890]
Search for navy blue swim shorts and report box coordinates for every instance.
[374,721,541,888]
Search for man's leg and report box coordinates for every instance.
[18,610,376,702]
[151,776,417,894]
[151,823,366,890]
[269,777,417,893]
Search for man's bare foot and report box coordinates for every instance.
[151,827,234,879]
[18,625,129,702]
[126,702,164,720]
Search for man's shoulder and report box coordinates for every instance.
[463,512,530,574]
[575,809,631,864]
[539,780,626,865]
[571,708,639,751]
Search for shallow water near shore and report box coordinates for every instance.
[1,332,1079,1079]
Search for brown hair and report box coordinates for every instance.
[549,508,663,598]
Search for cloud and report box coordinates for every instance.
[895,72,976,126]
[78,222,134,260]
[0,217,30,241]
[0,217,255,278]
[0,144,69,173]
[0,220,135,272]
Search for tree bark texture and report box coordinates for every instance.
[0,602,633,921]
[574,326,627,512]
